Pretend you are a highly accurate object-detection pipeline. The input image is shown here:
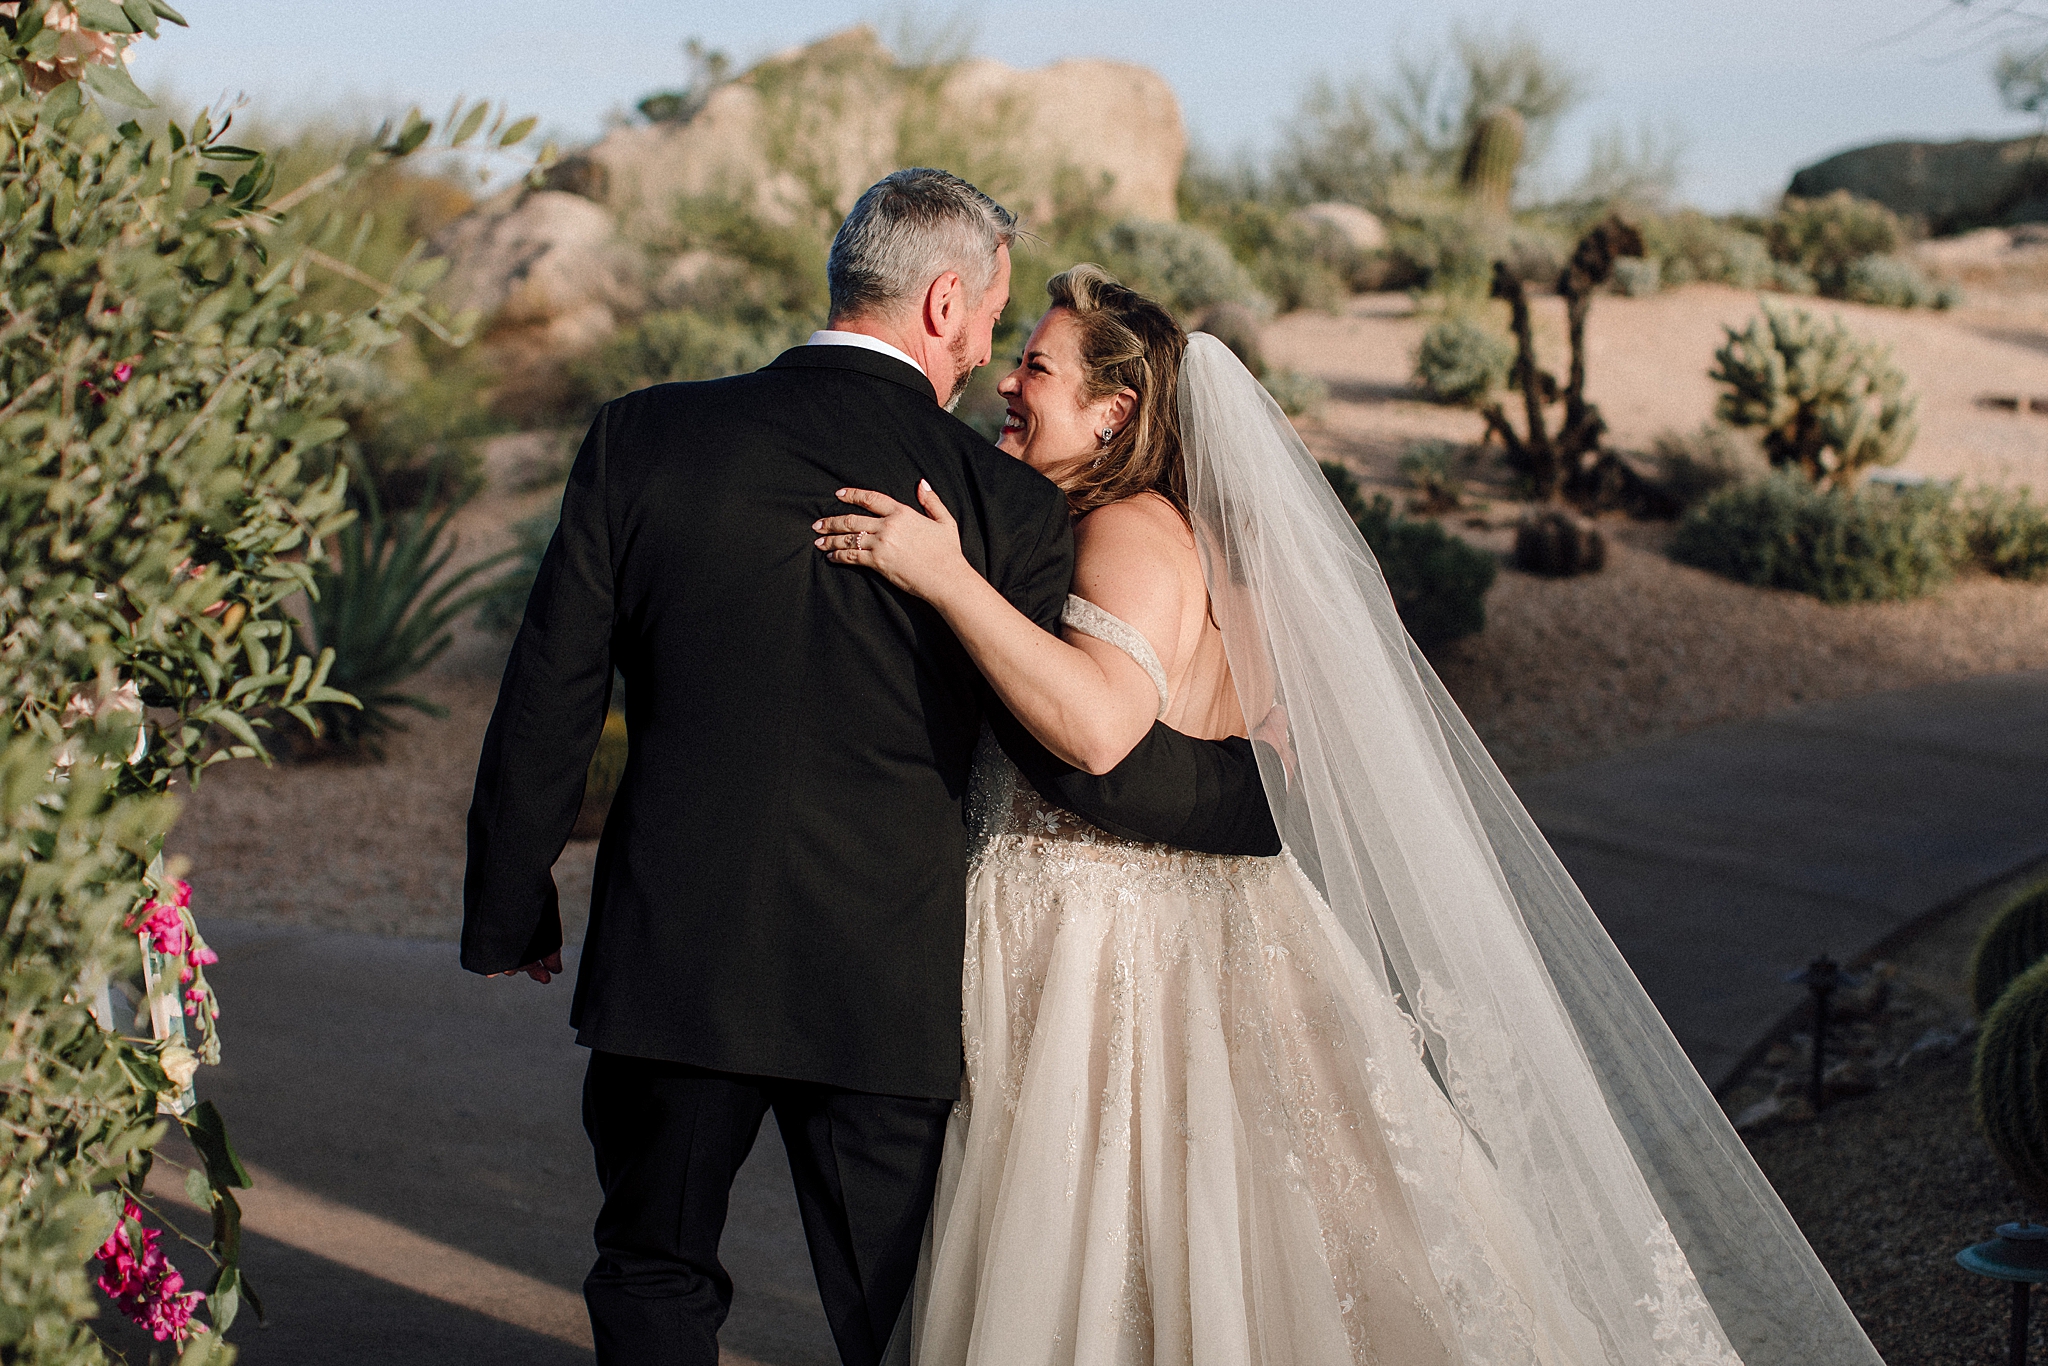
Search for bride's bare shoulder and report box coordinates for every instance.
[1070,493,1198,612]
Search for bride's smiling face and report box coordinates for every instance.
[995,308,1133,481]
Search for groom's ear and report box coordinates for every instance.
[923,269,966,338]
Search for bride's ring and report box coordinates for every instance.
[853,531,865,552]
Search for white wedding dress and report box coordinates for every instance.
[895,336,1878,1366]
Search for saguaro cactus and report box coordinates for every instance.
[1460,107,1526,215]
[1974,883,2048,1018]
[1974,959,2048,1207]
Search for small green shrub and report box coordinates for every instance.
[1643,211,1774,289]
[309,483,516,753]
[572,711,630,840]
[1649,425,1766,509]
[1971,882,2048,1018]
[1264,367,1329,418]
[1669,474,1963,603]
[1966,487,2048,580]
[1092,217,1267,319]
[1398,439,1470,511]
[1320,462,1496,645]
[570,309,801,410]
[1839,254,1960,310]
[1973,957,2048,1206]
[1711,303,1918,490]
[1766,191,1905,295]
[1610,256,1663,297]
[1414,313,1514,404]
[477,503,561,632]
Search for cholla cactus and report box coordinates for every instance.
[1710,302,1918,490]
[1972,883,2048,1017]
[1974,958,2048,1207]
[1459,107,1525,215]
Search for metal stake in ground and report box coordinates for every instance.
[1958,1222,2048,1365]
[1785,956,1860,1111]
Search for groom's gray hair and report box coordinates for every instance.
[828,168,1018,322]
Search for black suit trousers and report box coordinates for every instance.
[582,1051,951,1366]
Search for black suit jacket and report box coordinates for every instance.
[463,346,1275,1099]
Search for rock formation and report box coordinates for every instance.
[1788,135,2048,235]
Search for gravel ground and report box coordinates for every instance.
[1730,861,2048,1365]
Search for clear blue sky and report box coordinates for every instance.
[128,0,2045,212]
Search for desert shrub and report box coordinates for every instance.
[1092,218,1267,320]
[1838,254,1960,310]
[1649,425,1767,509]
[1378,186,1502,293]
[1765,191,1905,296]
[1965,487,2048,580]
[1414,313,1514,404]
[1669,475,1964,603]
[1185,198,1355,314]
[572,711,630,840]
[1398,440,1470,511]
[1264,369,1328,419]
[477,503,562,632]
[0,4,536,1354]
[1640,211,1773,289]
[570,310,802,409]
[1711,303,1918,490]
[308,482,517,754]
[1610,257,1663,297]
[1320,462,1496,645]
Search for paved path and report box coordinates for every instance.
[155,670,2048,1363]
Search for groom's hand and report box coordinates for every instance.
[490,950,564,984]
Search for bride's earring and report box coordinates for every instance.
[1098,427,1115,444]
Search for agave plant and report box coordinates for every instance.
[310,473,515,754]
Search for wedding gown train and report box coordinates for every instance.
[901,597,1740,1366]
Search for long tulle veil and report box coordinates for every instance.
[1180,333,1880,1364]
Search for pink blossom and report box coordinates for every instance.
[112,362,133,384]
[95,1199,208,1343]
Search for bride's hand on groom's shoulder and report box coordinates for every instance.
[813,481,974,605]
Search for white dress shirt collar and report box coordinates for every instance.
[806,329,926,377]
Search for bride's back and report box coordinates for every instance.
[1070,491,1245,743]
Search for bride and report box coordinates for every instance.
[813,265,1878,1365]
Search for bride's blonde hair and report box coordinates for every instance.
[1041,264,1188,522]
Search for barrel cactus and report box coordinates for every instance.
[1973,882,2048,1017]
[1974,958,2048,1206]
[1459,107,1525,215]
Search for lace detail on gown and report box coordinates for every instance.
[925,600,1740,1366]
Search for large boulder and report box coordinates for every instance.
[1788,135,2048,235]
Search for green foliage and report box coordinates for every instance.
[1765,192,1905,297]
[308,482,515,754]
[1638,211,1774,289]
[1971,882,2048,1018]
[1966,486,2048,580]
[1414,313,1514,404]
[1838,255,1959,310]
[1090,218,1266,321]
[1263,368,1328,419]
[570,310,803,411]
[1994,44,2048,118]
[1182,198,1357,313]
[1610,257,1663,297]
[0,13,540,1347]
[635,39,733,124]
[1710,303,1918,490]
[572,711,629,840]
[1668,474,1963,603]
[1458,106,1525,214]
[1398,439,1471,512]
[1649,425,1766,510]
[476,504,559,633]
[1320,462,1496,646]
[1973,956,2048,1207]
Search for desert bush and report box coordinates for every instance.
[1765,191,1905,296]
[571,711,630,840]
[1514,509,1607,576]
[308,482,517,754]
[570,310,803,409]
[1965,487,2048,580]
[1092,218,1266,320]
[1398,440,1471,511]
[1610,257,1663,297]
[1263,368,1329,419]
[1669,475,1963,603]
[1320,462,1496,645]
[1183,198,1355,314]
[1414,313,1514,404]
[0,3,536,1354]
[477,503,562,633]
[1970,882,2048,1018]
[1711,303,1918,490]
[1838,254,1960,310]
[1649,425,1767,509]
[1640,210,1774,289]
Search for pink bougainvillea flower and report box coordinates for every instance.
[95,1199,208,1343]
[112,361,133,384]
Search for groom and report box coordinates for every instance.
[463,167,1276,1366]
